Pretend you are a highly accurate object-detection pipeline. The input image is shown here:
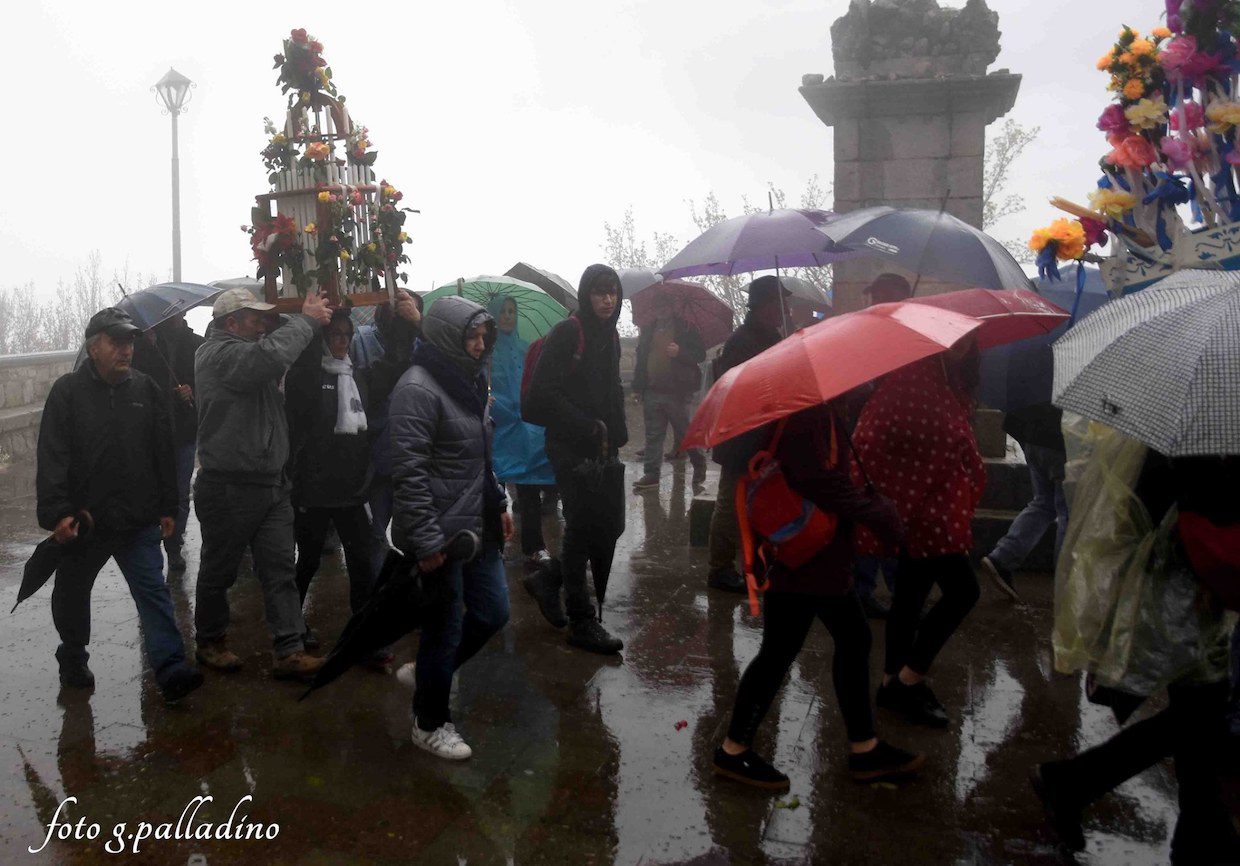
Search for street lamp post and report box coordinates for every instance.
[152,68,194,282]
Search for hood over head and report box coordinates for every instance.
[422,295,496,377]
[576,264,624,332]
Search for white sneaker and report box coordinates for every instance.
[395,662,416,691]
[411,721,472,761]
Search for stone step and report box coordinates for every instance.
[972,507,1055,573]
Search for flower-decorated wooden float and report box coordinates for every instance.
[244,28,414,311]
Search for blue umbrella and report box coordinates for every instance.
[118,282,225,331]
[979,264,1111,412]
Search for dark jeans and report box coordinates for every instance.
[854,555,898,603]
[414,546,510,731]
[728,590,875,745]
[989,441,1068,571]
[884,553,980,677]
[52,524,189,684]
[514,484,553,556]
[193,476,306,657]
[549,453,622,623]
[294,503,375,614]
[166,442,196,553]
[1043,680,1236,860]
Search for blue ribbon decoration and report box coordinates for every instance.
[1142,172,1193,251]
[1036,245,1062,283]
[1068,261,1086,325]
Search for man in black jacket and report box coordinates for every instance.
[522,264,628,655]
[705,277,789,594]
[36,307,204,702]
[131,313,203,572]
[631,294,707,492]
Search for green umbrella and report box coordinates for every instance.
[425,276,569,342]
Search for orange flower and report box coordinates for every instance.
[1097,52,1115,70]
[1119,51,1137,66]
[1129,38,1155,56]
[1123,79,1145,100]
[1152,26,1172,39]
[306,141,330,162]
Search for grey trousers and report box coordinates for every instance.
[193,475,306,657]
[642,392,705,478]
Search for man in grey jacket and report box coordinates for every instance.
[390,295,514,760]
[193,287,331,681]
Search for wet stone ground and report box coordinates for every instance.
[0,429,1215,865]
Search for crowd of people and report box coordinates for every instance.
[31,265,1239,861]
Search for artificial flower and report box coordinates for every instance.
[291,28,308,44]
[1152,26,1172,39]
[272,132,288,145]
[1088,187,1138,218]
[1080,217,1109,249]
[398,232,409,243]
[1120,51,1138,66]
[300,91,311,104]
[1097,52,1115,70]
[1106,134,1159,168]
[1098,104,1131,136]
[1160,137,1196,169]
[1206,98,1240,131]
[317,191,331,203]
[367,242,377,252]
[339,250,351,261]
[1130,38,1155,56]
[1028,219,1086,261]
[310,40,324,54]
[1125,95,1168,129]
[1168,101,1205,130]
[349,189,365,206]
[306,142,331,162]
[1160,34,1224,80]
[304,223,316,234]
[1123,79,1146,100]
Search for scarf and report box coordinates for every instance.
[321,353,367,435]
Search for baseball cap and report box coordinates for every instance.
[746,276,791,309]
[84,307,141,340]
[212,287,277,319]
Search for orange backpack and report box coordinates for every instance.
[734,415,840,615]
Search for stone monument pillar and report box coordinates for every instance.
[800,0,1021,312]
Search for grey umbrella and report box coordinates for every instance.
[1052,269,1240,456]
[819,206,1031,292]
[504,262,578,312]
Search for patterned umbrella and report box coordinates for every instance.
[1052,269,1240,456]
[630,280,734,350]
[424,276,568,342]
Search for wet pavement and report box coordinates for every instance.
[0,430,1205,865]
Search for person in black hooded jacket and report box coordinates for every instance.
[521,264,628,655]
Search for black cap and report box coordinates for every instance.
[747,275,791,309]
[84,307,140,340]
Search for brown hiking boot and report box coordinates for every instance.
[195,639,243,672]
[272,651,325,682]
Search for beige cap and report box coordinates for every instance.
[212,287,276,319]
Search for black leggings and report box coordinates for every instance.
[294,504,375,615]
[884,553,979,677]
[514,484,553,556]
[727,590,876,745]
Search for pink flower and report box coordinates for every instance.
[1162,137,1195,168]
[1080,217,1108,250]
[1161,35,1225,80]
[1106,135,1159,169]
[1097,104,1131,137]
[1168,101,1205,130]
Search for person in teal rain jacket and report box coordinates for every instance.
[488,296,557,573]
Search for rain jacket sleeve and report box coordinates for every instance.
[35,376,75,531]
[522,319,599,442]
[389,379,447,559]
[214,315,317,390]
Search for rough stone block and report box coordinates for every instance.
[949,113,988,157]
[4,381,22,409]
[946,155,984,198]
[834,163,860,202]
[833,121,860,162]
[882,158,949,200]
[21,380,34,404]
[860,116,951,161]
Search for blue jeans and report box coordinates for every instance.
[854,555,898,602]
[52,524,189,684]
[167,443,196,552]
[988,442,1069,572]
[367,475,394,578]
[414,546,510,730]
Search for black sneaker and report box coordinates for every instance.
[567,619,623,655]
[165,546,187,573]
[59,661,95,690]
[877,680,949,728]
[980,556,1019,601]
[848,740,925,782]
[708,567,747,594]
[712,747,790,791]
[1030,764,1086,852]
[522,568,567,629]
[159,665,205,704]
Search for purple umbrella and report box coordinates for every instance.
[660,208,856,279]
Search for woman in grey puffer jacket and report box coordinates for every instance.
[389,294,514,761]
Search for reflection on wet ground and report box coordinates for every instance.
[0,440,1199,864]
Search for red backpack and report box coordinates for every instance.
[520,316,622,411]
[734,415,841,616]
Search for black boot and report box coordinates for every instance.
[567,619,623,655]
[59,659,95,690]
[522,564,567,628]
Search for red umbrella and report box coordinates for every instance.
[906,288,1069,349]
[630,279,735,350]
[683,303,982,450]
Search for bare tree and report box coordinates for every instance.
[983,118,1040,263]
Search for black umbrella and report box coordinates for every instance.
[567,457,626,616]
[12,512,94,613]
[300,530,481,699]
[503,262,579,313]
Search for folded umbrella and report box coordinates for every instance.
[683,304,982,450]
[503,263,579,313]
[300,530,481,699]
[425,276,568,342]
[13,511,94,613]
[567,456,626,616]
[1052,269,1240,456]
[630,280,735,350]
[818,206,1031,292]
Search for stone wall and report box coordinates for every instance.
[0,351,76,461]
